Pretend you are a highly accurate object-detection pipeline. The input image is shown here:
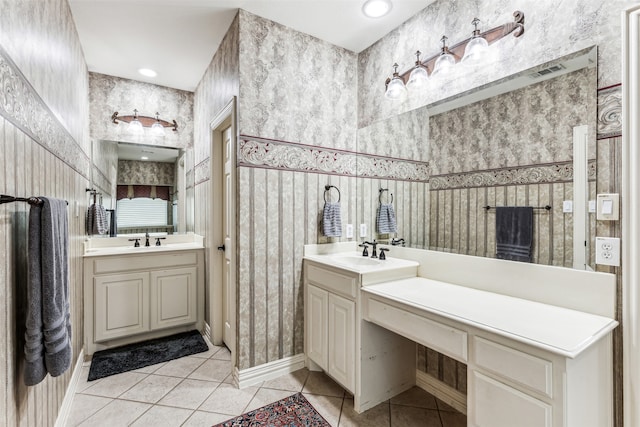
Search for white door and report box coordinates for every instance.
[222,126,235,352]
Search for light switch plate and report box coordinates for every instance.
[595,237,621,266]
[589,200,596,213]
[359,224,367,238]
[597,193,620,220]
[563,200,573,213]
[345,224,354,238]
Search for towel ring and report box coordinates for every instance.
[324,185,341,203]
[379,188,393,204]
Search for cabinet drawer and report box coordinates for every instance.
[366,297,467,362]
[93,252,198,274]
[472,337,553,398]
[306,264,357,299]
[471,371,552,427]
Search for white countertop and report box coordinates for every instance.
[363,277,618,358]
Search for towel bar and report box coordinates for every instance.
[483,205,551,211]
[0,194,68,206]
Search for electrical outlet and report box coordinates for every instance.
[595,237,620,266]
[359,224,367,238]
[589,200,596,213]
[563,200,573,213]
[345,224,354,238]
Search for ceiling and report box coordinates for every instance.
[117,142,180,162]
[69,0,433,92]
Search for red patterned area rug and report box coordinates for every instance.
[213,392,331,427]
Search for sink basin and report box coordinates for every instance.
[329,255,382,267]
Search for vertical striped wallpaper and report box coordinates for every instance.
[0,3,89,420]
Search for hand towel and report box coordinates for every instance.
[495,206,534,263]
[322,202,342,237]
[376,203,397,234]
[86,203,108,235]
[25,197,72,386]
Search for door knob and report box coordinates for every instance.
[217,244,226,251]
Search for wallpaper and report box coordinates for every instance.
[238,10,357,151]
[89,73,194,150]
[117,160,175,186]
[357,0,625,128]
[0,1,89,425]
[429,66,597,175]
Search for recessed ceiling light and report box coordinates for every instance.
[141,156,149,160]
[138,68,157,77]
[362,0,392,18]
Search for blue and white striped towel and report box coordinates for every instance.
[322,202,342,237]
[376,203,397,234]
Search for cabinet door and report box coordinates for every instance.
[306,285,328,370]
[150,267,198,330]
[95,272,150,342]
[470,371,552,427]
[328,293,355,392]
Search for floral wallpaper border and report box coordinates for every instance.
[0,45,90,179]
[429,160,597,191]
[597,84,622,139]
[238,135,429,182]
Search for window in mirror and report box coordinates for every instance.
[117,197,169,227]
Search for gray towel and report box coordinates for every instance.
[24,197,71,386]
[86,203,108,235]
[495,206,533,263]
[376,203,397,234]
[322,202,342,237]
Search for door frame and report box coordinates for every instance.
[209,97,237,367]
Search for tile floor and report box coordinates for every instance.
[66,339,466,427]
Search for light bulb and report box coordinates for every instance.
[406,51,428,91]
[128,118,144,135]
[384,63,407,101]
[431,53,456,77]
[462,18,490,65]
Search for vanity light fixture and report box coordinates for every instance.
[384,11,525,100]
[362,0,392,18]
[406,51,429,90]
[111,110,178,135]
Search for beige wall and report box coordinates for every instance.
[0,1,90,425]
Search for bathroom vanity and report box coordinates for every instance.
[303,244,618,427]
[83,234,205,356]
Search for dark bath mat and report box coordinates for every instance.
[88,330,208,381]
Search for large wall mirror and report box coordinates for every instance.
[90,140,193,236]
[356,46,598,270]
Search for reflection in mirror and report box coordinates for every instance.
[356,46,597,270]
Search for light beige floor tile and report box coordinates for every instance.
[81,371,148,398]
[65,394,113,426]
[338,398,390,427]
[130,405,193,426]
[182,410,233,426]
[199,383,259,415]
[390,404,442,427]
[390,386,438,409]
[188,358,232,382]
[211,346,231,360]
[158,378,220,410]
[189,344,220,359]
[302,393,344,427]
[261,368,309,392]
[76,366,102,393]
[133,361,167,374]
[440,410,467,427]
[77,399,152,427]
[119,374,182,403]
[222,373,235,385]
[303,371,346,398]
[243,388,297,413]
[435,398,460,413]
[154,356,205,378]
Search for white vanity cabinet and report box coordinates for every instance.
[304,262,357,392]
[84,248,204,356]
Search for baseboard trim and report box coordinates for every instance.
[234,354,306,388]
[203,322,212,342]
[55,348,85,427]
[415,369,467,415]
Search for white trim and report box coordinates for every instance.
[203,321,212,342]
[623,5,640,427]
[233,354,306,389]
[54,349,85,427]
[572,124,589,270]
[415,369,467,416]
